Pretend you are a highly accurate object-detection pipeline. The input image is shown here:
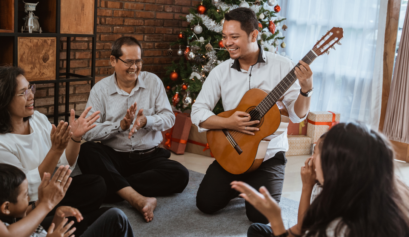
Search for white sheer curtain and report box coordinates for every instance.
[275,0,388,129]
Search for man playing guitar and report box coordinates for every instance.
[191,7,313,223]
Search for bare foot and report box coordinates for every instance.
[131,196,157,222]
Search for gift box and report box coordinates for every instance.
[287,120,307,135]
[185,124,213,157]
[306,111,340,143]
[161,113,192,155]
[287,135,312,156]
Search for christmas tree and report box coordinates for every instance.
[162,0,287,114]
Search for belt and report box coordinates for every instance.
[130,146,157,155]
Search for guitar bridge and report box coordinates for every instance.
[222,129,243,155]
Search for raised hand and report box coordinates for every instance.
[46,218,76,237]
[37,165,72,211]
[69,107,100,140]
[301,157,316,190]
[128,108,146,139]
[50,121,72,152]
[120,102,137,131]
[52,206,83,228]
[227,111,259,135]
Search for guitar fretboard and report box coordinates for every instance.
[253,50,318,118]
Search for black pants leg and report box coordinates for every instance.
[78,142,189,202]
[81,208,134,237]
[196,152,286,224]
[41,174,107,235]
[247,223,273,237]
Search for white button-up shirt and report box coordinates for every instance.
[83,72,175,152]
[191,47,308,161]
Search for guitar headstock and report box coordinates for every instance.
[313,27,343,56]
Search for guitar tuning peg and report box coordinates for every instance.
[331,46,336,50]
[336,41,342,45]
[326,51,330,55]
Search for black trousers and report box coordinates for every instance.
[247,223,274,237]
[41,174,107,236]
[196,152,287,224]
[78,142,189,202]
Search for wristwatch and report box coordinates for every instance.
[300,88,314,97]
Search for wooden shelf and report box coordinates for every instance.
[60,0,94,34]
[0,0,14,33]
[0,37,14,66]
[18,0,57,33]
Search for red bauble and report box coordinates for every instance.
[172,92,180,106]
[184,46,191,60]
[170,71,178,81]
[182,84,188,90]
[269,21,276,34]
[258,22,263,31]
[197,3,206,14]
[274,5,281,13]
[178,32,184,39]
[218,40,224,48]
[166,86,171,90]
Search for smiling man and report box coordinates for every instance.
[191,8,314,223]
[78,37,189,223]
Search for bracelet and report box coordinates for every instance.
[71,137,81,143]
[271,231,289,237]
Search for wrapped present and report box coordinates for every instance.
[287,135,312,156]
[161,113,192,155]
[307,111,340,143]
[185,124,213,157]
[287,120,307,135]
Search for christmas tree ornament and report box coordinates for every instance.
[172,92,180,106]
[197,2,206,14]
[182,84,188,90]
[178,32,184,39]
[258,13,265,20]
[177,45,183,55]
[167,46,173,56]
[212,0,220,5]
[269,21,276,34]
[258,22,263,31]
[218,40,224,48]
[184,95,192,106]
[194,24,203,34]
[170,71,179,81]
[184,46,191,60]
[281,42,286,48]
[221,18,225,25]
[254,0,261,5]
[205,43,213,51]
[188,51,196,60]
[191,45,200,53]
[274,5,281,13]
[267,0,276,6]
[282,24,288,31]
[190,72,202,80]
[239,1,249,8]
[166,86,171,90]
[197,36,205,44]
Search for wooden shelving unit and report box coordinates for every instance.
[0,0,97,124]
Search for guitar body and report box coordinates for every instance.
[206,89,281,175]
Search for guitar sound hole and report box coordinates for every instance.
[246,107,264,128]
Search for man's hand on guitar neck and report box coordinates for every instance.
[226,111,260,135]
[294,60,313,92]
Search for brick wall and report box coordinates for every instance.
[35,0,197,118]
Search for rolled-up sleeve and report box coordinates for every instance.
[191,69,221,133]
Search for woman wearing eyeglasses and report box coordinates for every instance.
[0,66,109,235]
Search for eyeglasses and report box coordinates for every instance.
[116,57,143,68]
[17,84,36,99]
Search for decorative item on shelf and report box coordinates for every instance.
[182,84,188,90]
[178,32,184,39]
[167,46,173,56]
[166,85,171,91]
[194,24,203,34]
[212,0,220,5]
[274,5,281,13]
[177,45,183,56]
[218,40,224,48]
[254,0,261,5]
[170,70,179,81]
[172,92,180,106]
[259,13,265,20]
[197,2,206,14]
[22,1,41,33]
[188,51,196,60]
[281,42,286,48]
[205,43,213,51]
[239,0,250,8]
[184,45,191,60]
[258,22,263,31]
[267,0,276,6]
[282,24,288,31]
[269,21,276,34]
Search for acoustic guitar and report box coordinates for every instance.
[206,27,344,175]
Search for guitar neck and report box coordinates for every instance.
[254,50,318,118]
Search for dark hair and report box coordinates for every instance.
[0,164,26,204]
[111,36,143,59]
[302,122,409,237]
[224,8,258,35]
[0,66,29,134]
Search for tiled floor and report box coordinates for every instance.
[171,152,409,202]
